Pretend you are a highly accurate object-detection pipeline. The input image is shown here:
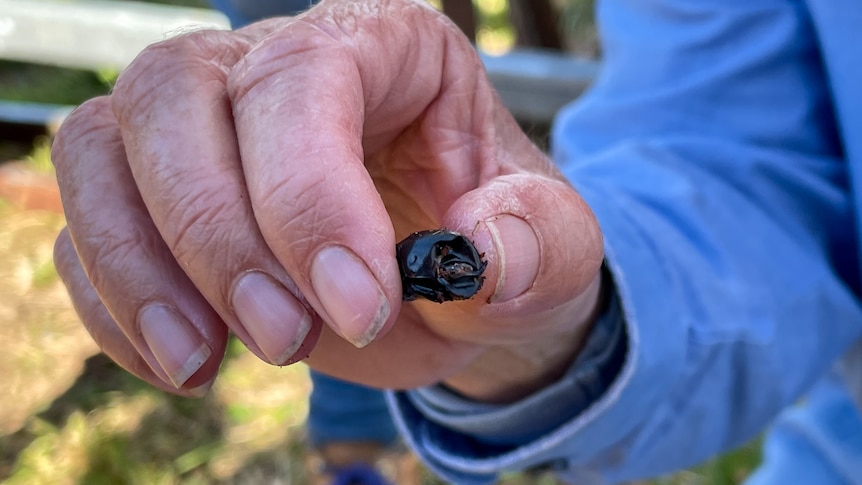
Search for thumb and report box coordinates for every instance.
[445,173,604,323]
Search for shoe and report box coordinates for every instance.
[328,462,392,485]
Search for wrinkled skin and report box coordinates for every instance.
[51,0,604,402]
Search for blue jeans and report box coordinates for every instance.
[308,370,398,447]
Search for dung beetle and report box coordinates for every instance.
[396,229,487,303]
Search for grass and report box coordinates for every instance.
[0,204,315,483]
[0,61,113,106]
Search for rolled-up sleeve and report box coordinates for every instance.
[387,0,862,483]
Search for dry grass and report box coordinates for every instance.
[0,200,93,437]
[0,161,321,484]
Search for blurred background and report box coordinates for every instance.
[0,0,760,483]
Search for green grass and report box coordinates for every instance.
[0,61,112,106]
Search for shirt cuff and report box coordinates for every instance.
[404,275,626,447]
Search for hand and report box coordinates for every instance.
[51,0,604,402]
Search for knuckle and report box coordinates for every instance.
[111,40,177,120]
[80,228,149,290]
[112,30,247,123]
[254,173,341,254]
[226,25,349,106]
[159,186,246,266]
[51,97,116,172]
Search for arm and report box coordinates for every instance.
[387,0,862,482]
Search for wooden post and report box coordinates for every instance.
[441,0,477,43]
[507,0,563,50]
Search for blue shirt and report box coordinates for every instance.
[386,0,862,483]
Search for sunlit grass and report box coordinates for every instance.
[0,61,111,106]
[476,25,516,54]
[474,0,516,54]
[476,0,508,16]
[23,136,54,174]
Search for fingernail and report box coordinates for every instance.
[139,304,212,388]
[310,246,390,348]
[231,271,313,365]
[486,215,540,302]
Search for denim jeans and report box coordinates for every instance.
[308,370,398,447]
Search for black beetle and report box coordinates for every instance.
[396,229,487,303]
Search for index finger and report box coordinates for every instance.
[225,1,469,346]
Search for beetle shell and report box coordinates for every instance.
[396,229,487,303]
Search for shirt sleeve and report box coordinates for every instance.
[403,278,625,446]
[386,0,862,483]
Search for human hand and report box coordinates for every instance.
[52,0,603,401]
